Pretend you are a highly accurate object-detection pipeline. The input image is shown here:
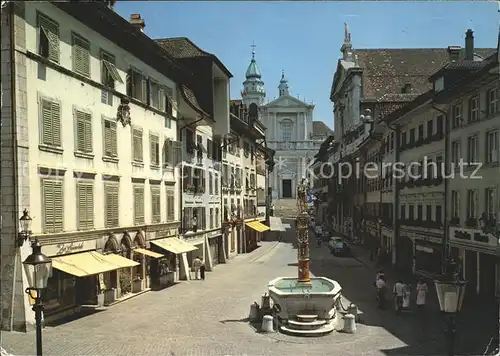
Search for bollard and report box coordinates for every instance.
[348,303,359,321]
[343,314,356,334]
[249,302,259,321]
[261,314,274,332]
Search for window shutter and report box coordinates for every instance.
[132,129,143,161]
[77,183,87,229]
[112,187,119,226]
[41,100,53,145]
[86,184,94,228]
[38,15,59,62]
[159,87,165,111]
[73,36,90,77]
[173,140,182,166]
[43,181,55,232]
[76,111,86,151]
[134,186,144,224]
[104,120,117,156]
[51,101,61,147]
[53,181,63,232]
[141,76,148,103]
[126,69,133,97]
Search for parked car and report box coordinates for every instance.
[328,237,350,256]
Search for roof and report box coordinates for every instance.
[312,121,333,137]
[246,56,262,79]
[354,48,495,101]
[155,37,232,78]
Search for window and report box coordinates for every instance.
[451,190,460,219]
[215,208,220,228]
[132,128,143,162]
[210,208,214,229]
[400,205,406,219]
[452,104,461,128]
[467,189,478,219]
[40,99,61,147]
[486,130,499,164]
[418,124,424,142]
[417,204,423,220]
[467,135,478,164]
[209,172,213,195]
[214,174,219,195]
[166,188,175,221]
[104,183,119,228]
[103,119,117,157]
[76,182,94,230]
[133,185,145,225]
[409,128,415,145]
[149,134,159,166]
[435,205,442,223]
[401,131,407,148]
[207,139,213,159]
[37,13,59,63]
[72,33,90,77]
[281,119,293,141]
[409,205,414,220]
[426,205,432,221]
[151,186,161,223]
[75,110,92,153]
[42,179,63,233]
[149,79,160,109]
[163,87,174,116]
[487,88,498,115]
[426,120,433,138]
[100,50,122,89]
[468,96,479,123]
[486,188,496,219]
[450,140,461,165]
[163,139,181,167]
[127,68,147,102]
[437,115,444,136]
[390,132,394,151]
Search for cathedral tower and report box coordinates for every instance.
[241,43,266,106]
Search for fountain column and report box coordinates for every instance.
[296,181,311,285]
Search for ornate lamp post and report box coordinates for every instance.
[434,260,467,356]
[18,209,33,246]
[23,239,52,356]
[296,177,311,285]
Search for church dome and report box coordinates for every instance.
[245,52,262,79]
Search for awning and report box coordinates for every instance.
[150,237,198,254]
[269,217,286,232]
[134,248,163,259]
[51,251,140,278]
[246,221,270,233]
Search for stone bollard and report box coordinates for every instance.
[261,314,274,332]
[348,303,359,322]
[343,313,356,334]
[249,302,259,321]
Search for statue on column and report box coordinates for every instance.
[296,177,308,213]
[344,22,351,43]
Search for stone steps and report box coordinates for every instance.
[279,314,334,337]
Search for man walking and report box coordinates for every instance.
[199,258,206,281]
[393,279,404,313]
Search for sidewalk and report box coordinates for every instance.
[350,243,498,355]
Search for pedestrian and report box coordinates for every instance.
[393,279,404,313]
[192,256,203,280]
[376,275,386,309]
[416,278,428,309]
[199,258,206,281]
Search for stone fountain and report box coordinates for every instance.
[268,178,342,336]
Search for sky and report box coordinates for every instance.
[115,1,499,130]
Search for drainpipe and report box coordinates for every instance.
[432,104,449,274]
[392,124,400,268]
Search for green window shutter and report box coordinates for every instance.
[41,100,53,145]
[42,180,55,233]
[132,129,143,162]
[105,184,119,228]
[150,135,159,165]
[166,189,175,221]
[38,14,59,63]
[51,101,61,147]
[112,187,119,226]
[77,183,87,229]
[141,76,148,103]
[134,185,144,224]
[73,35,90,77]
[53,181,64,232]
[86,184,94,228]
[76,111,92,152]
[151,187,161,223]
[173,141,182,166]
[159,87,165,111]
[103,120,117,156]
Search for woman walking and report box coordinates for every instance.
[416,278,428,309]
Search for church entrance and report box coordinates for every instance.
[282,179,292,198]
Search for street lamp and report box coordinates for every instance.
[434,260,467,356]
[23,239,52,356]
[18,209,33,247]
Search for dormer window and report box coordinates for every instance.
[434,77,444,92]
[402,83,411,94]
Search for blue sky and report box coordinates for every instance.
[115,1,499,130]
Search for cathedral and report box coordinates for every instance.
[241,47,332,199]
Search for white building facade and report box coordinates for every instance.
[0,2,191,331]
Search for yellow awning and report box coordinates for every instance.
[246,221,270,233]
[150,237,198,254]
[134,248,164,259]
[51,251,139,278]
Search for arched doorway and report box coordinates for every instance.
[133,232,146,286]
[119,234,133,295]
[103,235,119,290]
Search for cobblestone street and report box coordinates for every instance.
[1,225,496,355]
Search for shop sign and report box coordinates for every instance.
[44,239,96,257]
[416,245,433,253]
[450,227,497,247]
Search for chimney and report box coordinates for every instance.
[129,14,145,33]
[465,29,474,61]
[447,46,461,62]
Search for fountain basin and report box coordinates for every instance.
[268,276,342,327]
